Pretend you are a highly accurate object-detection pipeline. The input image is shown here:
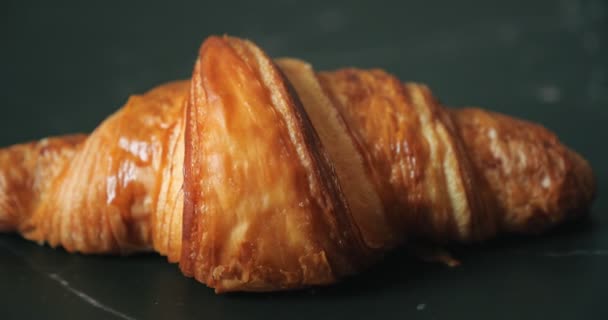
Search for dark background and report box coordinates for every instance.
[1,0,607,319]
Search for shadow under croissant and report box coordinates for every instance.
[0,211,594,302]
[223,213,596,299]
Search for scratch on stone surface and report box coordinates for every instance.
[542,249,608,257]
[0,241,135,320]
[48,273,136,320]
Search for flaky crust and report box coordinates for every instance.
[451,108,596,234]
[0,35,596,292]
[1,80,189,255]
[181,37,369,292]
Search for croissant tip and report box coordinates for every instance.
[568,148,597,209]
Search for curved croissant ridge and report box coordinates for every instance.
[0,35,596,293]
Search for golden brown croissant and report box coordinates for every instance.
[0,36,596,292]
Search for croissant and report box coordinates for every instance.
[0,36,596,292]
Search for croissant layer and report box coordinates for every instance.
[0,35,595,292]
